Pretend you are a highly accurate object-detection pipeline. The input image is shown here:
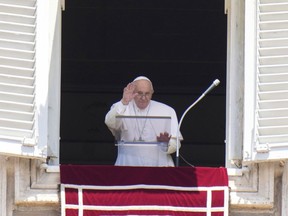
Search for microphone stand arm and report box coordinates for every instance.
[175,79,220,167]
[175,92,211,167]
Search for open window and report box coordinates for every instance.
[60,1,227,166]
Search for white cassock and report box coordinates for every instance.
[105,100,183,167]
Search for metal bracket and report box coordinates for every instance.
[22,137,37,147]
[255,143,270,153]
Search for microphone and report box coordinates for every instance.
[175,79,221,167]
[203,79,220,96]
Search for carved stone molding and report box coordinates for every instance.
[229,163,274,209]
[14,158,60,207]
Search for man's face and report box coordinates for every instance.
[133,80,153,110]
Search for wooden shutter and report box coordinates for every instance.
[252,0,288,161]
[0,0,46,158]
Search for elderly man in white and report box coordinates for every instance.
[105,76,182,166]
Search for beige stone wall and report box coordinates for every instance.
[0,156,60,216]
[229,162,287,216]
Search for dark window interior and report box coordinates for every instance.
[60,0,227,167]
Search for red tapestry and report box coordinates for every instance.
[60,165,229,216]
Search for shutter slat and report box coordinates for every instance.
[0,73,34,85]
[259,99,288,109]
[0,101,33,112]
[259,82,288,91]
[0,0,36,7]
[0,12,35,25]
[259,64,288,74]
[259,91,288,100]
[259,38,288,47]
[258,134,288,144]
[0,109,33,121]
[0,65,34,77]
[0,39,35,51]
[260,3,288,13]
[0,4,36,16]
[0,48,34,59]
[0,82,34,94]
[260,0,288,4]
[0,127,32,138]
[0,30,35,42]
[259,73,288,82]
[0,56,34,68]
[260,21,288,30]
[260,29,288,39]
[259,55,288,65]
[0,92,34,104]
[258,125,288,136]
[259,116,288,126]
[0,118,33,130]
[258,108,288,118]
[259,47,288,56]
[0,21,35,33]
[260,12,288,21]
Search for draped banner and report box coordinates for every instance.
[60,165,229,216]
